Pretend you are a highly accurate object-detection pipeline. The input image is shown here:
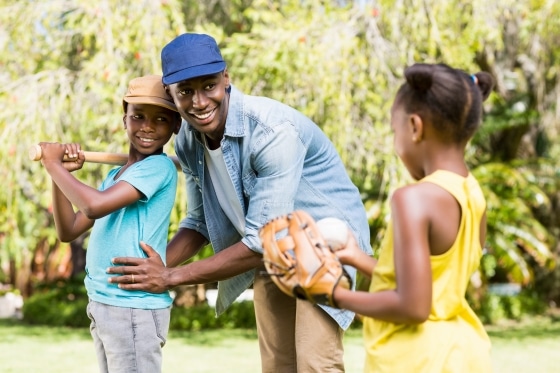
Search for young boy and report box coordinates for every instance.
[38,74,181,373]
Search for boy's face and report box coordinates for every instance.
[165,70,230,145]
[123,103,180,156]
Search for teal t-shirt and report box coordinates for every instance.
[85,154,176,309]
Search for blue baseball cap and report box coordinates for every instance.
[161,33,226,85]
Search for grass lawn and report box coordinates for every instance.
[0,314,559,372]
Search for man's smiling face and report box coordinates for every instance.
[166,70,230,145]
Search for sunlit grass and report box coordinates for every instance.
[487,313,560,373]
[1,314,559,372]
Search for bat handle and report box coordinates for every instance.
[29,144,43,161]
[29,144,75,162]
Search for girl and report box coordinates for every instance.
[333,63,495,372]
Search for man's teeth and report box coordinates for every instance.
[193,109,214,119]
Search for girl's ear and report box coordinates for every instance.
[123,115,127,129]
[409,114,424,142]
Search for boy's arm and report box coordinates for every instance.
[51,180,94,242]
[44,161,142,218]
[40,142,143,219]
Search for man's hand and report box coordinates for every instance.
[107,241,172,293]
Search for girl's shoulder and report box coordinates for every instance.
[391,181,458,219]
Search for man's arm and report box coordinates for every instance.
[107,229,263,293]
[166,228,209,268]
[168,240,262,286]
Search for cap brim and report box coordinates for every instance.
[123,97,177,112]
[162,61,226,85]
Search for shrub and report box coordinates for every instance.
[22,275,89,327]
[22,275,258,330]
[470,290,548,325]
[170,301,256,331]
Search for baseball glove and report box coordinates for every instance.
[259,210,352,308]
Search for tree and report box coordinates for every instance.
[0,0,558,309]
[0,0,187,295]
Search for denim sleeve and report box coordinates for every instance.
[177,169,209,241]
[241,120,305,253]
[174,131,210,241]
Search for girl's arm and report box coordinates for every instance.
[333,185,433,324]
[335,233,377,279]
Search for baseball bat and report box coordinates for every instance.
[29,144,181,170]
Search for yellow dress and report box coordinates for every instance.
[363,170,492,373]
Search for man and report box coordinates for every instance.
[108,33,371,372]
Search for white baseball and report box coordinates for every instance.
[316,217,349,250]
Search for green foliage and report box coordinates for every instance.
[472,163,555,285]
[20,270,257,329]
[22,274,89,327]
[170,301,256,331]
[21,273,257,330]
[1,0,559,322]
[469,290,548,325]
[0,0,187,293]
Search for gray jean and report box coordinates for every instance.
[86,300,170,373]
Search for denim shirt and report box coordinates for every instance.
[175,85,372,330]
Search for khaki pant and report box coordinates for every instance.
[253,267,345,373]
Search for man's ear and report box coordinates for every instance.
[409,114,424,142]
[223,68,230,89]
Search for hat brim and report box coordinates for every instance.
[162,61,226,85]
[123,97,177,112]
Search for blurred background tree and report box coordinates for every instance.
[0,0,558,321]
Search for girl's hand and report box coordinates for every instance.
[333,230,362,267]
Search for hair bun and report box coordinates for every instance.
[404,63,434,92]
[471,72,494,101]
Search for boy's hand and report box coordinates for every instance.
[38,142,85,171]
[38,142,66,164]
[61,143,85,172]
